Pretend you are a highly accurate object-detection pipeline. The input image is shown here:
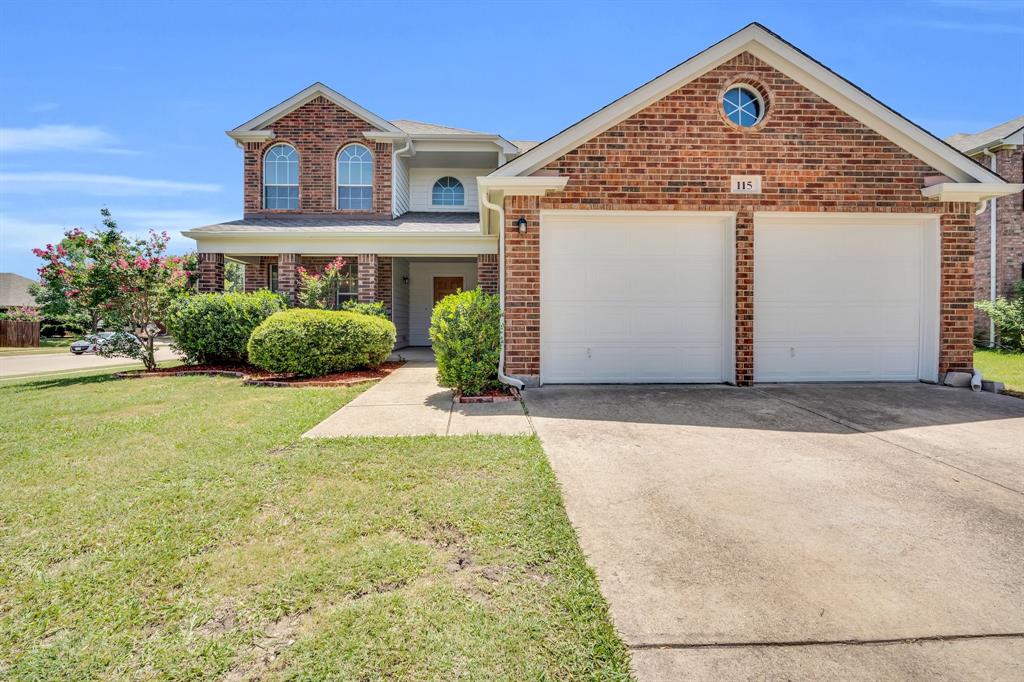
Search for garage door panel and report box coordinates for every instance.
[756,303,921,340]
[541,213,731,384]
[754,218,932,382]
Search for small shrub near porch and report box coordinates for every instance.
[166,290,287,364]
[430,288,501,396]
[248,308,396,376]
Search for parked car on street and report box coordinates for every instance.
[69,332,142,355]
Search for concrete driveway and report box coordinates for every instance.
[525,383,1024,680]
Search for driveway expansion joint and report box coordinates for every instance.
[628,631,1024,651]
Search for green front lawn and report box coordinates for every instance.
[0,374,628,680]
[974,349,1024,395]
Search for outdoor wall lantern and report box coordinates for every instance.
[517,217,528,234]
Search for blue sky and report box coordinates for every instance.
[2,0,1022,278]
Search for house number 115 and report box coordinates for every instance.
[730,175,762,194]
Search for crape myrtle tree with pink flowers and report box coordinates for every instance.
[32,209,197,370]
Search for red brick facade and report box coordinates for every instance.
[198,253,224,293]
[502,52,975,384]
[973,146,1023,339]
[243,96,392,218]
[476,254,498,295]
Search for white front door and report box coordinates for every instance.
[753,213,940,382]
[540,211,734,383]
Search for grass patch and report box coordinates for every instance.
[0,374,628,679]
[974,349,1024,396]
[0,338,75,356]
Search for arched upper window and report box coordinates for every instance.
[263,144,299,209]
[337,144,373,210]
[431,176,464,207]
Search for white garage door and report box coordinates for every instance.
[540,211,734,383]
[754,214,939,382]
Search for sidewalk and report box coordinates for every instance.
[302,347,533,438]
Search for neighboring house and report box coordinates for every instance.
[946,116,1024,344]
[185,23,1021,387]
[0,272,37,311]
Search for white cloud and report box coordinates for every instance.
[0,172,222,196]
[0,124,134,154]
[918,19,1024,34]
[0,216,69,252]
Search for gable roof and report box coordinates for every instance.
[0,272,37,308]
[491,23,1003,185]
[947,115,1024,155]
[228,82,403,142]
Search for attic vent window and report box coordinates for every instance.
[723,85,764,127]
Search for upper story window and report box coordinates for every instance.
[337,144,373,210]
[263,144,299,209]
[722,85,764,127]
[431,177,465,206]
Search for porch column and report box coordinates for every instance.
[375,256,393,316]
[476,254,498,295]
[503,195,540,384]
[197,253,224,293]
[278,253,299,305]
[939,204,977,376]
[734,211,754,386]
[357,254,378,304]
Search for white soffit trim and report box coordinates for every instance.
[921,182,1024,203]
[491,23,1003,185]
[477,176,569,196]
[189,234,497,257]
[228,82,403,140]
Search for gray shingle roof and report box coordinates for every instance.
[946,115,1024,153]
[511,139,540,153]
[0,272,37,308]
[390,119,488,136]
[186,212,481,234]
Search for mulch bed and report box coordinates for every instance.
[115,361,404,388]
[455,387,519,403]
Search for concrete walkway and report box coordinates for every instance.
[303,348,533,437]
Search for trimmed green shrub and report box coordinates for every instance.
[429,288,501,396]
[339,300,388,318]
[166,290,287,364]
[247,308,396,376]
[976,279,1024,352]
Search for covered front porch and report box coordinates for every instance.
[187,211,499,350]
[198,251,497,350]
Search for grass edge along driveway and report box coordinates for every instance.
[0,373,629,680]
[974,349,1024,396]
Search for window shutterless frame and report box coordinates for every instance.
[337,144,373,210]
[263,144,299,209]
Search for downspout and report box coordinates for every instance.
[981,148,998,347]
[391,137,414,218]
[481,190,526,391]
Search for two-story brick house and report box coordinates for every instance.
[947,116,1024,345]
[185,24,1021,387]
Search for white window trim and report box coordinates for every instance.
[263,143,299,210]
[337,143,374,211]
[723,85,764,127]
[431,176,465,207]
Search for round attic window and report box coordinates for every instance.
[722,85,764,127]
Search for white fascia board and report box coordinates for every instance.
[378,135,519,155]
[920,182,1024,203]
[492,24,1003,186]
[228,82,402,139]
[227,130,276,143]
[477,176,569,196]
[187,233,497,257]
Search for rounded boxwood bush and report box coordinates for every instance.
[247,308,396,376]
[429,288,501,396]
[166,290,287,364]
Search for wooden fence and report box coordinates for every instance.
[0,320,40,347]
